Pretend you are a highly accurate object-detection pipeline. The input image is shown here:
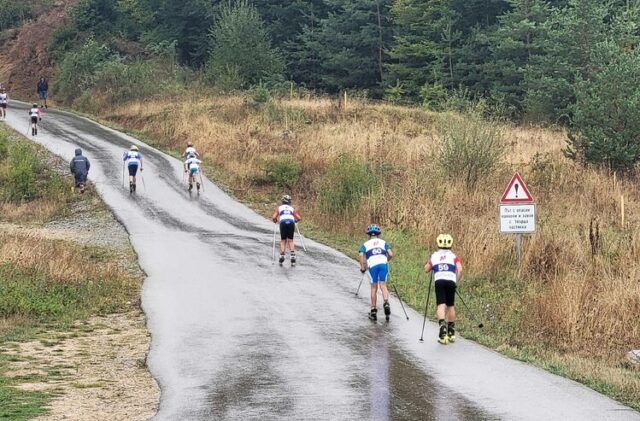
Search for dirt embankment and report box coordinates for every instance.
[0,2,68,97]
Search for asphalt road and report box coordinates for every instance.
[4,102,639,420]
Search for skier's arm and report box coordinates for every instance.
[423,259,433,273]
[140,157,144,171]
[85,157,90,172]
[293,210,301,223]
[70,159,75,174]
[271,209,279,223]
[359,252,367,273]
[455,259,463,283]
[385,243,393,261]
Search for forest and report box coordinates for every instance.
[3,0,640,171]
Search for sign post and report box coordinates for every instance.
[499,172,536,270]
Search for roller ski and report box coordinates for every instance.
[447,323,455,343]
[129,181,136,194]
[368,307,377,321]
[290,252,296,267]
[188,183,193,192]
[196,182,200,193]
[438,322,449,345]
[383,301,391,322]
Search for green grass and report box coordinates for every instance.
[0,377,50,420]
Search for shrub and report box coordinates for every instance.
[262,155,301,188]
[0,130,8,161]
[318,154,378,214]
[252,82,272,105]
[0,2,31,31]
[434,112,505,190]
[5,142,40,201]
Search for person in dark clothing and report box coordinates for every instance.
[37,77,49,108]
[70,148,90,192]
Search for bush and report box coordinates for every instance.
[262,155,301,188]
[420,82,448,111]
[434,112,505,190]
[0,130,8,161]
[4,142,40,201]
[252,82,272,105]
[318,154,378,214]
[53,38,112,103]
[0,2,31,31]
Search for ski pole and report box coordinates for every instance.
[355,271,367,297]
[295,223,307,252]
[272,223,277,262]
[199,171,205,192]
[122,162,125,189]
[140,171,147,192]
[419,272,433,342]
[391,284,409,320]
[456,290,484,328]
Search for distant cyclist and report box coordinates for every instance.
[123,145,143,193]
[0,87,8,119]
[184,156,202,192]
[359,224,393,321]
[272,195,301,265]
[29,103,41,136]
[423,234,463,344]
[182,141,200,160]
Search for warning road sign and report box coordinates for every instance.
[501,172,534,203]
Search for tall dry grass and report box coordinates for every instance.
[99,95,639,358]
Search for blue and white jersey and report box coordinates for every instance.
[123,151,142,167]
[276,204,297,223]
[185,157,201,171]
[429,250,461,282]
[359,238,391,268]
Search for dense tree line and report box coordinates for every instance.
[43,0,640,170]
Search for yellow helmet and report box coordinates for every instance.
[436,233,453,249]
[130,145,139,151]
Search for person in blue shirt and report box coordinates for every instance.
[359,224,394,321]
[123,145,143,193]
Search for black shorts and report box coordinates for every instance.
[0,103,6,109]
[30,116,38,124]
[128,165,138,176]
[280,221,295,240]
[435,280,457,306]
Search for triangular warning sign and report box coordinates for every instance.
[501,172,534,203]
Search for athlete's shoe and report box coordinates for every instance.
[369,308,377,321]
[196,182,200,191]
[188,183,193,192]
[132,182,137,192]
[34,128,37,136]
[447,326,456,343]
[290,254,296,265]
[383,301,391,321]
[129,182,134,193]
[438,324,449,344]
[278,254,285,264]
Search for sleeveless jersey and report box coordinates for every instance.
[359,238,391,268]
[0,93,7,104]
[276,204,297,223]
[124,151,142,166]
[429,250,461,282]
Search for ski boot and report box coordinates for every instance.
[447,322,456,343]
[196,182,200,192]
[34,128,38,136]
[79,183,86,194]
[278,253,285,266]
[31,128,35,136]
[188,183,193,192]
[290,252,296,266]
[368,307,377,321]
[129,181,134,194]
[383,301,391,321]
[438,321,449,344]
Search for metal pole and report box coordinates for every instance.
[516,233,522,271]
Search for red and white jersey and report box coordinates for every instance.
[0,93,7,104]
[429,249,461,282]
[275,204,299,223]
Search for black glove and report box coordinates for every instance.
[360,268,366,274]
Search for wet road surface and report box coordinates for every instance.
[5,102,640,420]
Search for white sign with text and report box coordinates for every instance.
[499,203,536,233]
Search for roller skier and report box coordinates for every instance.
[272,195,301,266]
[359,224,393,321]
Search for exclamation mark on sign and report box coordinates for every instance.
[514,183,519,198]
